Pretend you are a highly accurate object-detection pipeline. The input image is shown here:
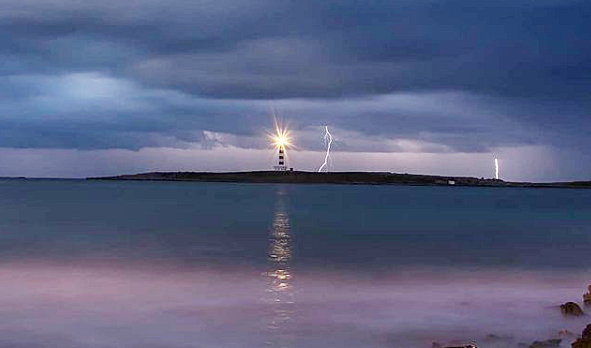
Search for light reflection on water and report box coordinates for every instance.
[266,187,295,347]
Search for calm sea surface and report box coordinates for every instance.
[0,179,590,348]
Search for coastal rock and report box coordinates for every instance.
[528,339,562,348]
[561,302,585,316]
[444,345,478,348]
[572,324,591,348]
[583,285,591,306]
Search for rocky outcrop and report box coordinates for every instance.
[572,324,591,348]
[584,285,591,307]
[561,302,585,316]
[528,339,562,348]
[444,345,478,348]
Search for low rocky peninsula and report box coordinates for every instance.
[90,171,591,188]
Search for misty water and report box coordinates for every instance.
[1,179,590,348]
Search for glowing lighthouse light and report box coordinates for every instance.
[271,127,291,171]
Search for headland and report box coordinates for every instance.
[89,171,591,188]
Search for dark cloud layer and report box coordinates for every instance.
[3,0,589,96]
[0,0,590,178]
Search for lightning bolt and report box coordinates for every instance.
[318,126,333,172]
[495,157,499,180]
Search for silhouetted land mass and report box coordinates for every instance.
[90,171,591,188]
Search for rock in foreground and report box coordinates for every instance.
[572,324,591,348]
[561,302,585,316]
[583,285,591,306]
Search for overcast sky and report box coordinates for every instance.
[1,0,590,181]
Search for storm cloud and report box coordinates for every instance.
[1,0,590,180]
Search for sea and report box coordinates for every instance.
[0,179,590,348]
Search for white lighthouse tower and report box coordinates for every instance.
[271,126,290,171]
[274,145,287,171]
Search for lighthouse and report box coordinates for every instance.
[274,145,287,171]
[271,126,290,171]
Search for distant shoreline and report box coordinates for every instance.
[87,171,591,189]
